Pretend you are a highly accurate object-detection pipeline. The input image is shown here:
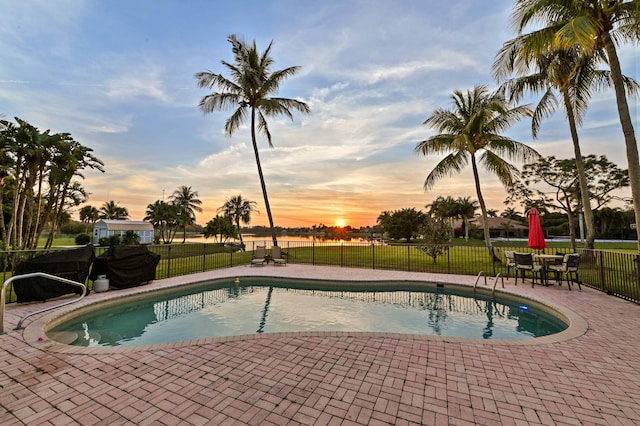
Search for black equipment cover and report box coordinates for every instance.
[13,245,95,303]
[89,245,160,289]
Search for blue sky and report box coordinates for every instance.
[1,0,637,227]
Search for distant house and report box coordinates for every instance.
[93,220,154,245]
[468,216,528,238]
[453,216,528,238]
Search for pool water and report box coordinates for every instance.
[48,278,567,347]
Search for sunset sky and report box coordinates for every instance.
[1,0,637,228]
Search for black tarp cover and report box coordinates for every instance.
[14,245,95,303]
[89,245,160,289]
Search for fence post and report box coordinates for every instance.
[230,249,233,268]
[407,245,410,272]
[312,241,315,266]
[340,243,344,267]
[599,251,607,293]
[167,245,172,278]
[202,243,206,272]
[372,243,375,270]
[635,254,640,300]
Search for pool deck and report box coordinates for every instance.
[1,265,639,425]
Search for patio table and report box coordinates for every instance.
[534,254,564,286]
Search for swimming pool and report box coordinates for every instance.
[46,277,567,347]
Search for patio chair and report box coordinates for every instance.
[548,254,581,290]
[271,246,287,266]
[251,245,267,266]
[514,252,542,287]
[504,250,516,279]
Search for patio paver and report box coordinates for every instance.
[1,265,639,425]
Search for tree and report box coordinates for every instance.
[203,215,237,243]
[509,0,640,251]
[79,205,99,232]
[427,196,458,240]
[506,155,629,250]
[144,200,179,244]
[377,208,426,242]
[456,196,479,242]
[170,185,203,243]
[196,34,310,247]
[218,195,258,249]
[0,117,103,250]
[417,216,452,263]
[415,85,539,258]
[99,200,129,220]
[501,207,524,222]
[494,33,638,251]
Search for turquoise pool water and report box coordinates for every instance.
[48,278,567,347]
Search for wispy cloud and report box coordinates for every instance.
[0,0,633,226]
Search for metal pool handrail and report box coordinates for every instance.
[473,271,487,290]
[0,272,87,334]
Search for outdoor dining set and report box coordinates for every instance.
[500,207,581,290]
[504,250,581,290]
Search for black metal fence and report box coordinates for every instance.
[2,242,639,304]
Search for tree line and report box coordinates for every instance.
[0,118,104,250]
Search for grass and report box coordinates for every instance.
[4,237,636,304]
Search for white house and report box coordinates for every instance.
[93,220,155,245]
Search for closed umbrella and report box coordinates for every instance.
[527,208,546,251]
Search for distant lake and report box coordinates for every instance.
[185,234,376,245]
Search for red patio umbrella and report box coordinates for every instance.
[527,208,546,251]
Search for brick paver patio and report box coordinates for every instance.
[1,265,639,425]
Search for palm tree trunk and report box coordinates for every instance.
[562,91,595,250]
[603,32,640,252]
[470,155,494,260]
[236,218,245,248]
[250,108,278,247]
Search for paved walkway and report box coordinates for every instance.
[1,265,639,425]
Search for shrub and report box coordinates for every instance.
[109,234,121,246]
[122,230,140,245]
[75,233,91,245]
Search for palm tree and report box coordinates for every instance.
[456,197,479,242]
[509,0,640,249]
[495,29,638,251]
[195,34,310,247]
[427,196,459,240]
[217,195,258,250]
[99,200,129,220]
[79,205,100,232]
[144,200,179,244]
[169,185,203,243]
[415,85,540,258]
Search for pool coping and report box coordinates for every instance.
[21,265,589,355]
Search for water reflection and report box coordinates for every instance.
[50,281,567,347]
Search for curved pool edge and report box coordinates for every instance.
[22,265,590,354]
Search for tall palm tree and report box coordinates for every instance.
[195,34,310,247]
[509,0,640,249]
[217,194,258,250]
[169,185,203,243]
[99,200,129,220]
[456,197,479,242]
[415,85,540,258]
[493,45,632,250]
